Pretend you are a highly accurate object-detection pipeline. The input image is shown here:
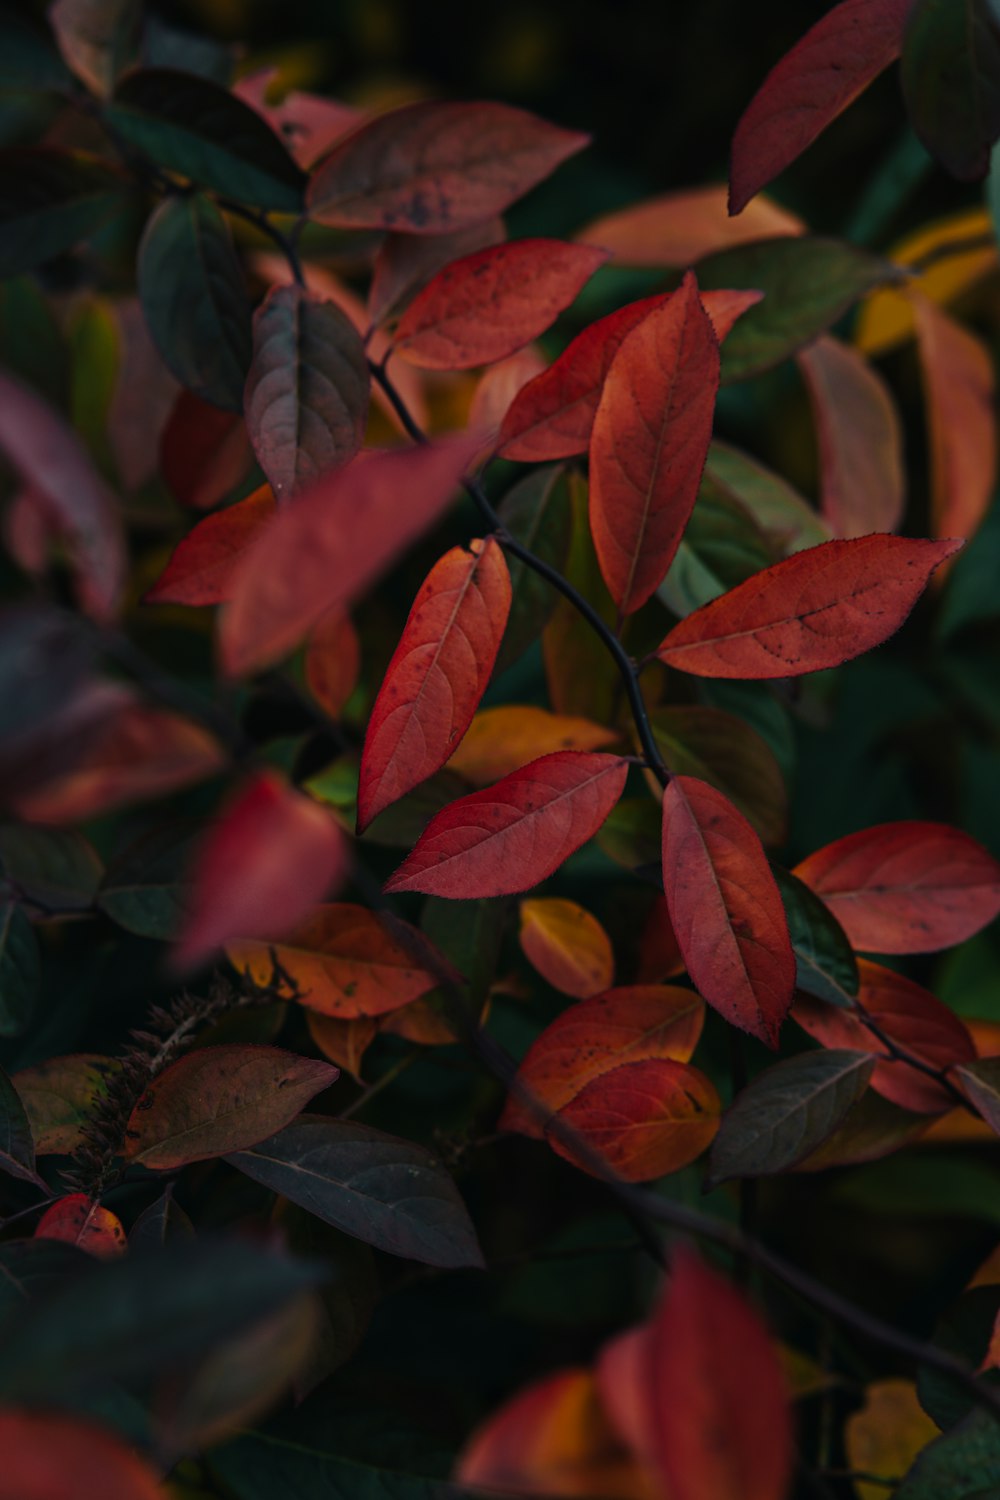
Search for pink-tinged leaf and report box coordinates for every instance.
[145,485,276,607]
[36,1193,126,1258]
[174,770,349,970]
[122,1045,338,1169]
[661,776,794,1047]
[658,535,962,678]
[469,347,547,439]
[648,1248,793,1500]
[0,370,125,622]
[589,272,721,615]
[729,0,913,213]
[369,217,506,325]
[795,821,1000,953]
[159,390,253,510]
[797,336,905,539]
[219,433,480,678]
[243,283,370,501]
[358,537,511,830]
[304,610,361,719]
[793,959,975,1113]
[384,751,628,899]
[913,293,997,544]
[392,240,608,371]
[578,185,804,267]
[307,100,589,233]
[499,287,757,464]
[234,68,363,167]
[0,1409,163,1500]
[518,897,615,1000]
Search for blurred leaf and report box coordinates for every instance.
[212,1430,467,1500]
[894,1409,1000,1497]
[918,1285,1000,1428]
[846,1380,940,1500]
[0,900,38,1037]
[659,472,774,617]
[49,0,140,96]
[495,463,572,673]
[0,1061,43,1185]
[0,147,124,277]
[648,704,787,846]
[902,0,1000,179]
[12,1054,115,1154]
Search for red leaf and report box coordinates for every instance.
[797,336,905,538]
[578,185,804,266]
[145,485,276,606]
[159,390,253,511]
[647,1249,793,1500]
[174,770,349,969]
[589,272,721,615]
[498,286,757,464]
[219,434,480,678]
[392,239,608,371]
[234,68,363,167]
[793,960,976,1113]
[384,751,628,899]
[0,371,125,622]
[661,776,794,1047]
[243,284,370,501]
[304,610,361,719]
[0,1409,163,1500]
[657,535,962,678]
[913,293,997,545]
[36,1194,126,1259]
[357,536,512,830]
[729,0,913,213]
[795,820,1000,953]
[307,100,589,233]
[368,217,506,325]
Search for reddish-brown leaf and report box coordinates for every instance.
[219,434,480,678]
[502,984,706,1138]
[578,185,804,266]
[122,1044,338,1169]
[499,287,757,464]
[661,776,794,1047]
[0,1409,163,1500]
[913,293,997,545]
[589,272,721,615]
[658,535,962,678]
[159,390,253,511]
[392,239,608,371]
[228,904,440,1020]
[357,537,512,830]
[647,1248,793,1500]
[729,0,913,213]
[368,217,506,325]
[307,100,589,233]
[384,751,629,899]
[0,371,125,622]
[174,770,349,970]
[797,336,905,539]
[35,1194,126,1259]
[794,820,1000,953]
[793,960,976,1113]
[234,68,362,167]
[145,485,276,606]
[637,896,686,983]
[446,705,618,787]
[304,610,361,720]
[518,897,615,1000]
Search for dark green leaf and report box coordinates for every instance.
[937,495,1000,639]
[129,1187,195,1250]
[495,464,572,673]
[0,147,124,278]
[142,15,235,84]
[227,1117,484,1270]
[0,607,95,749]
[0,6,73,91]
[0,901,38,1037]
[0,824,102,912]
[697,679,797,781]
[595,797,661,872]
[895,1410,1000,1498]
[649,704,787,845]
[695,238,893,382]
[98,826,192,940]
[708,1049,874,1184]
[774,868,859,1007]
[212,1431,465,1500]
[107,68,305,212]
[421,895,506,1015]
[137,193,251,411]
[49,0,140,97]
[0,1062,42,1185]
[0,274,68,405]
[275,1203,378,1395]
[659,472,774,617]
[918,1286,1000,1429]
[903,0,1000,180]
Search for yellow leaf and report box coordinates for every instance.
[448,705,617,787]
[845,1380,938,1500]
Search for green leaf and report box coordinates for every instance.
[421,894,506,1016]
[542,472,618,722]
[68,295,119,475]
[0,147,124,278]
[0,901,38,1037]
[697,679,797,781]
[703,440,829,551]
[0,6,73,91]
[212,1431,464,1500]
[0,274,68,405]
[937,494,1000,639]
[659,472,774,617]
[774,868,859,1007]
[98,827,191,940]
[495,463,572,673]
[649,703,787,846]
[895,1410,1000,1498]
[0,1062,43,1185]
[128,1187,195,1250]
[918,1286,1000,1429]
[138,193,252,411]
[695,238,893,382]
[0,823,102,912]
[107,68,305,212]
[596,797,661,873]
[273,1203,378,1395]
[11,1054,116,1155]
[708,1049,874,1184]
[904,0,1000,181]
[226,1116,484,1270]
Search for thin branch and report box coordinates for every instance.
[851,1001,970,1110]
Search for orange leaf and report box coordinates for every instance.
[447,706,617,787]
[661,776,794,1047]
[35,1194,126,1259]
[304,610,361,719]
[174,770,349,970]
[589,272,720,615]
[219,434,480,678]
[145,485,276,606]
[0,1408,162,1499]
[845,1381,939,1500]
[306,1011,378,1083]
[657,535,962,678]
[392,240,608,371]
[577,185,804,266]
[384,751,628,899]
[357,537,512,830]
[794,820,1000,953]
[229,903,440,1020]
[797,336,905,538]
[518,898,614,999]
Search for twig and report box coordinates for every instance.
[851,1001,970,1109]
